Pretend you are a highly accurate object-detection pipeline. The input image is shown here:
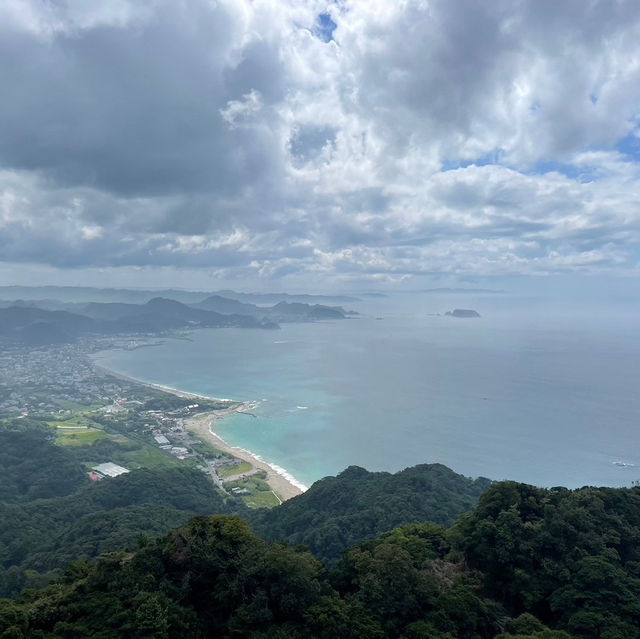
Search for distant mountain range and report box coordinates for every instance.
[0,286,360,305]
[0,294,353,346]
[193,297,350,322]
[212,289,361,304]
[420,287,504,294]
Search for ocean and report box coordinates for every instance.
[91,294,640,489]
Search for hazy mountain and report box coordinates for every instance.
[194,296,350,322]
[84,297,278,329]
[0,307,97,345]
[0,299,278,345]
[0,293,354,346]
[82,302,145,321]
[0,286,361,306]
[420,288,504,294]
[0,286,199,304]
[192,295,265,315]
[268,301,346,320]
[15,321,73,346]
[213,289,360,304]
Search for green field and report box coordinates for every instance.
[120,445,179,469]
[218,461,253,478]
[48,414,102,430]
[53,400,104,412]
[225,472,280,508]
[56,428,108,446]
[244,490,281,508]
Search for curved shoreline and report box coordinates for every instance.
[187,411,306,500]
[92,362,239,404]
[90,358,306,500]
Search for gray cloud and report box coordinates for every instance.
[0,1,285,202]
[1,0,640,286]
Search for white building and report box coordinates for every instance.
[93,462,130,478]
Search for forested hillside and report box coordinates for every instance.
[0,424,90,502]
[0,424,489,599]
[456,481,640,637]
[5,482,640,638]
[0,515,570,638]
[250,463,492,564]
[0,422,239,597]
[2,423,640,637]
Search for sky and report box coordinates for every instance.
[1,0,640,296]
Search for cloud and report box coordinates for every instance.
[1,0,640,286]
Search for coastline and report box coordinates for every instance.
[92,362,238,404]
[186,411,305,501]
[91,359,306,501]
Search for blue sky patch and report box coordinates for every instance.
[314,13,337,43]
[441,150,505,171]
[531,161,583,180]
[616,132,640,161]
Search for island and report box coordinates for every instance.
[445,308,481,318]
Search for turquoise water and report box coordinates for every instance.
[92,307,640,489]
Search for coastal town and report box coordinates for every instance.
[0,339,300,507]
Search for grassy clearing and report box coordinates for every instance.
[191,440,228,459]
[225,472,280,509]
[54,400,104,412]
[218,461,253,478]
[48,414,102,430]
[244,490,281,509]
[56,429,108,447]
[120,445,178,470]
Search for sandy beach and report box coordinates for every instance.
[185,411,304,502]
[93,363,236,403]
[92,361,305,501]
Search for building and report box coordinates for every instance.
[93,462,130,478]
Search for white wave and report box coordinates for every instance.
[208,429,308,492]
[296,406,309,410]
[91,362,241,404]
[612,460,635,467]
[247,452,309,492]
[268,462,309,492]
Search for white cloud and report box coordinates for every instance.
[1,0,640,285]
[220,90,264,129]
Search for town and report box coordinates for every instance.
[0,339,281,508]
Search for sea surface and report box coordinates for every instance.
[92,296,640,489]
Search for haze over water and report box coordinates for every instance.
[93,293,640,489]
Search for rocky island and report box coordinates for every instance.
[445,308,481,318]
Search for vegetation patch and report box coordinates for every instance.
[218,460,252,478]
[244,490,281,509]
[191,439,228,459]
[225,472,280,508]
[55,428,108,446]
[108,441,178,470]
[48,413,103,430]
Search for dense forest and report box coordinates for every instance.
[0,421,239,597]
[1,422,640,637]
[249,463,492,565]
